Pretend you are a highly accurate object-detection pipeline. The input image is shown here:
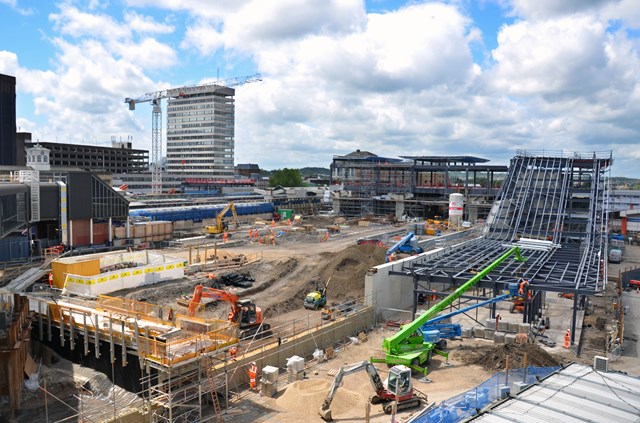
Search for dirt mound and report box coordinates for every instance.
[316,244,386,300]
[264,244,386,317]
[457,343,560,371]
[276,379,365,418]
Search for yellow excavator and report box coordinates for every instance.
[205,202,239,235]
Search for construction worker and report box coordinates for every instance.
[271,219,275,227]
[324,231,329,242]
[518,279,529,296]
[429,290,437,301]
[223,231,228,243]
[48,272,54,287]
[229,346,238,361]
[248,362,257,389]
[564,329,571,349]
[248,228,253,238]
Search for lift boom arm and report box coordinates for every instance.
[386,232,423,261]
[424,293,512,326]
[382,246,524,354]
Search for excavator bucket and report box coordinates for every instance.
[319,406,332,421]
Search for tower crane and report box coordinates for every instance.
[124,74,262,195]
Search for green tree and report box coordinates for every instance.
[269,168,304,187]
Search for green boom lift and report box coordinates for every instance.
[372,246,525,375]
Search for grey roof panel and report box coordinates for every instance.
[473,364,640,423]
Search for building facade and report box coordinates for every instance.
[0,74,16,165]
[330,150,508,219]
[166,86,235,179]
[23,140,149,174]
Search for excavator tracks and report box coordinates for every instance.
[382,397,422,414]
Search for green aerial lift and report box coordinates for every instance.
[372,246,525,375]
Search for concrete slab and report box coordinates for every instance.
[494,331,506,343]
[505,333,516,345]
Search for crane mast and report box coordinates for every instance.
[124,74,262,195]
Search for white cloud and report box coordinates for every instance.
[487,14,640,151]
[50,5,131,40]
[489,16,609,98]
[225,0,366,43]
[181,20,224,56]
[117,38,177,69]
[124,0,248,19]
[124,10,175,34]
[232,2,482,168]
[7,0,640,177]
[0,0,33,15]
[510,0,610,20]
[601,0,640,29]
[0,50,19,76]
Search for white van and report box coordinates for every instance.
[609,248,622,263]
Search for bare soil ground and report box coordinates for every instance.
[120,219,394,322]
[18,216,626,422]
[234,330,496,423]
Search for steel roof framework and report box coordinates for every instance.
[396,151,612,316]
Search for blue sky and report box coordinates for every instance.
[1,0,640,177]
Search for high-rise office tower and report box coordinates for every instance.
[0,73,16,165]
[165,85,235,179]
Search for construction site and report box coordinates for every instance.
[2,150,640,423]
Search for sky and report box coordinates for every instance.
[1,0,640,177]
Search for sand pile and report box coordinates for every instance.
[276,379,366,418]
[458,344,560,371]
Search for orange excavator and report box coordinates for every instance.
[187,285,271,339]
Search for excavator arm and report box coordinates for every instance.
[207,202,239,234]
[319,361,386,421]
[188,285,240,317]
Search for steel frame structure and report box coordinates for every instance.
[393,151,612,339]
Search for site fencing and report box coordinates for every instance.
[409,366,561,423]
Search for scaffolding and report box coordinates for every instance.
[330,152,506,219]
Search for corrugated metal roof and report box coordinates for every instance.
[471,364,640,423]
